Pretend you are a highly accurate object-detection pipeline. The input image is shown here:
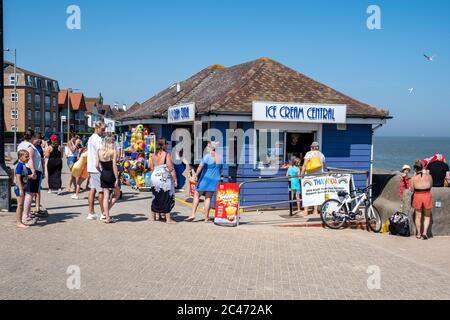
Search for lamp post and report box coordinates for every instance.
[66,88,80,143]
[67,88,72,144]
[4,48,17,151]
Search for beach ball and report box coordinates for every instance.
[130,161,137,171]
[137,124,144,132]
[124,160,131,171]
[123,172,130,182]
[136,161,144,171]
[131,128,137,133]
[135,143,143,153]
[136,175,145,187]
[136,133,143,141]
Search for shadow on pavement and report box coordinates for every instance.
[33,212,81,227]
[114,213,148,223]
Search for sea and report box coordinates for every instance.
[374,136,450,171]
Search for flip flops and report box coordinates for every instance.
[104,218,118,224]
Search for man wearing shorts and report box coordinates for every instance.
[87,121,106,220]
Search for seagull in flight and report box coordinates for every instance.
[424,54,436,62]
[408,88,414,94]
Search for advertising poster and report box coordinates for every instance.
[301,174,352,207]
[214,183,240,227]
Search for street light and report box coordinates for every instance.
[66,88,79,143]
[4,48,17,151]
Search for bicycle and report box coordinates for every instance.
[320,184,382,233]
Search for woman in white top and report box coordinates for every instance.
[301,142,327,216]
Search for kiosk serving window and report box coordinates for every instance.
[285,132,314,164]
[256,130,284,169]
[255,129,316,169]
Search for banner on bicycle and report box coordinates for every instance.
[301,174,352,207]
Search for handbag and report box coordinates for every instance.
[306,154,322,173]
[388,212,411,237]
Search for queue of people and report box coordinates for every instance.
[15,126,447,234]
[398,155,449,240]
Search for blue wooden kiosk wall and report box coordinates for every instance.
[160,122,372,209]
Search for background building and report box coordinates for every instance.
[85,94,103,128]
[58,90,87,133]
[3,61,60,136]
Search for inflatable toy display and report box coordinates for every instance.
[120,124,157,191]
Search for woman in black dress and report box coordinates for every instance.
[97,136,120,223]
[149,139,178,224]
[45,135,63,194]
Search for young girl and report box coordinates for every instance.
[96,136,120,224]
[287,158,305,215]
[15,150,32,229]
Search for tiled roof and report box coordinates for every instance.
[117,58,389,121]
[3,61,58,81]
[85,98,100,114]
[98,105,112,116]
[58,90,87,112]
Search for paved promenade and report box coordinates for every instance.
[1,169,450,300]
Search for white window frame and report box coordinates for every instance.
[9,74,17,85]
[11,92,18,102]
[28,109,32,121]
[35,127,41,133]
[11,110,18,120]
[253,122,322,169]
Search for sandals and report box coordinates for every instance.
[422,234,429,240]
[104,218,118,224]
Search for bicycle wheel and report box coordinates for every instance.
[321,199,346,230]
[365,204,382,233]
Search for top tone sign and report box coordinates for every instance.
[168,103,195,124]
[252,102,347,124]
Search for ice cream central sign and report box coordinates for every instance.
[252,102,347,124]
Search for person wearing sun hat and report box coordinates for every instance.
[400,164,411,199]
[301,141,327,215]
[44,134,63,195]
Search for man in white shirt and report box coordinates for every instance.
[87,121,106,220]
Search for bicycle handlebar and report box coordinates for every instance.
[355,184,376,194]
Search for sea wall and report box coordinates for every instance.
[374,174,450,236]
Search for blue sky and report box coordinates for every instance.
[4,0,450,137]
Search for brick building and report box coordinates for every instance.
[58,90,88,133]
[3,61,60,136]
